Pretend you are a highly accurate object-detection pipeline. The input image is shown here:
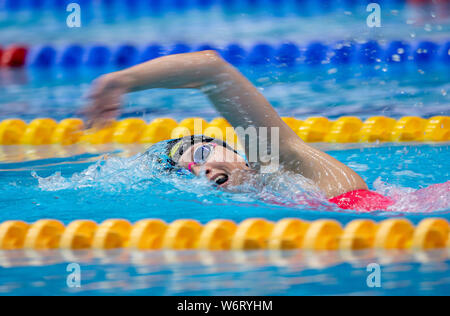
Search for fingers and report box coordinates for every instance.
[91,108,119,129]
[84,94,120,130]
[86,78,108,100]
[82,74,126,129]
[85,102,119,129]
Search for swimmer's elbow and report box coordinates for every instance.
[195,50,233,85]
[196,50,227,68]
[198,49,222,61]
[323,170,369,199]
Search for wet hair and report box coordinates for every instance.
[153,135,240,172]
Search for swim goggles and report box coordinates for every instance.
[188,143,217,172]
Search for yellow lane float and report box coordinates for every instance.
[0,217,448,251]
[0,116,448,146]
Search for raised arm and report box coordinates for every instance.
[87,51,289,133]
[86,50,296,166]
[85,50,367,198]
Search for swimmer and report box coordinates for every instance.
[85,50,393,211]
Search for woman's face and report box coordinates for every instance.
[177,142,253,189]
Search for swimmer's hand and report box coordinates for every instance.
[83,50,220,128]
[84,73,129,128]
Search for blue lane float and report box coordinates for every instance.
[358,40,382,65]
[414,41,439,63]
[169,43,191,55]
[274,43,300,66]
[114,44,140,67]
[330,42,355,65]
[86,45,112,67]
[246,43,274,65]
[23,40,450,69]
[140,44,165,63]
[59,44,85,68]
[30,45,57,67]
[385,41,410,63]
[222,44,246,65]
[305,42,328,65]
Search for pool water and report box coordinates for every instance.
[1,143,449,225]
[1,0,449,45]
[0,140,449,296]
[1,65,449,122]
[0,143,448,295]
[1,249,449,295]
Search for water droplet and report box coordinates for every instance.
[327,68,338,74]
[392,54,401,62]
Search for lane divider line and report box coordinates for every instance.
[0,217,448,251]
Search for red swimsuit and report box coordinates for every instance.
[329,189,394,212]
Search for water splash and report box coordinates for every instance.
[32,154,156,192]
[32,144,329,211]
[374,178,450,213]
[31,148,449,214]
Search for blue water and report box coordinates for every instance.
[1,0,449,121]
[1,249,449,295]
[0,143,449,224]
[1,0,449,45]
[0,0,449,296]
[0,143,448,295]
[1,65,449,122]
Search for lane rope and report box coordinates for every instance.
[0,116,448,146]
[1,40,449,68]
[0,217,448,251]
